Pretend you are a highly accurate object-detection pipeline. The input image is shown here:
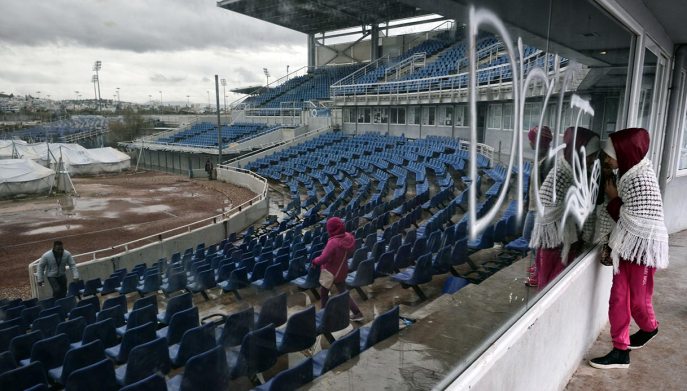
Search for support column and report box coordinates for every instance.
[308,33,317,69]
[370,24,380,61]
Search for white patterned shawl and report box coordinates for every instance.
[608,158,669,273]
[529,158,579,263]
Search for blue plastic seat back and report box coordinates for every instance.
[28,333,70,370]
[256,357,313,391]
[76,295,101,312]
[165,306,199,346]
[313,328,360,377]
[218,307,254,348]
[82,278,102,296]
[69,304,96,325]
[0,326,22,353]
[276,305,316,354]
[96,305,125,328]
[102,295,127,312]
[260,264,284,289]
[178,345,230,391]
[350,259,375,286]
[413,254,434,284]
[173,323,216,367]
[159,292,193,325]
[0,361,48,391]
[81,318,118,348]
[361,306,400,351]
[65,358,118,391]
[99,277,120,295]
[125,304,157,331]
[0,350,17,376]
[55,316,87,343]
[375,251,396,276]
[20,306,41,329]
[117,321,157,363]
[316,291,350,335]
[120,373,167,391]
[256,293,287,329]
[55,296,77,318]
[56,339,105,385]
[231,323,277,379]
[120,274,139,294]
[32,314,61,337]
[122,337,171,385]
[131,295,158,314]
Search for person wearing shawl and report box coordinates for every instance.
[524,126,554,287]
[529,127,600,288]
[589,128,668,369]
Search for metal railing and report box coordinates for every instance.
[330,51,562,99]
[224,125,331,167]
[385,53,426,81]
[28,166,268,295]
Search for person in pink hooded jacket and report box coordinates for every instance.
[312,217,364,322]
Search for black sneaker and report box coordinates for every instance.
[589,348,630,369]
[629,328,658,350]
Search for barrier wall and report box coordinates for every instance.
[447,248,612,391]
[28,166,269,298]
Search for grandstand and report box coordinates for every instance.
[6,0,687,390]
[2,116,109,144]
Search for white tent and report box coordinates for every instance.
[0,141,131,174]
[0,159,55,198]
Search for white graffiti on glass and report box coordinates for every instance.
[467,6,600,239]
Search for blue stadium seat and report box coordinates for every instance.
[31,314,61,337]
[71,317,118,349]
[276,305,316,355]
[0,361,48,391]
[120,373,168,391]
[105,321,157,364]
[213,306,255,348]
[391,252,433,301]
[359,306,400,351]
[254,357,313,391]
[157,292,193,326]
[115,337,171,386]
[227,323,277,383]
[168,322,216,369]
[48,339,105,386]
[345,259,375,300]
[0,350,17,376]
[166,345,230,391]
[312,328,360,378]
[255,292,287,329]
[0,326,22,353]
[315,291,351,343]
[156,306,199,346]
[19,333,70,374]
[55,316,87,343]
[117,304,157,337]
[65,358,118,391]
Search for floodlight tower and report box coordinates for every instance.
[220,78,227,113]
[93,60,102,109]
[116,87,120,103]
[286,65,290,81]
[91,75,98,105]
[186,95,190,107]
[263,68,270,85]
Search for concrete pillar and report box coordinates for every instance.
[308,34,316,69]
[371,24,380,61]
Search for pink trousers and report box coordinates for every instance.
[536,247,575,288]
[609,261,658,350]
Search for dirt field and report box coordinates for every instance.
[0,170,257,299]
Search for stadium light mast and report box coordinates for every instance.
[116,87,120,103]
[93,60,102,110]
[220,78,227,113]
[159,90,162,113]
[263,68,270,85]
[215,75,222,165]
[91,75,98,106]
[206,90,210,108]
[186,95,190,107]
[286,65,290,81]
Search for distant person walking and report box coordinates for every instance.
[205,158,213,180]
[590,128,668,369]
[37,240,80,299]
[312,217,364,322]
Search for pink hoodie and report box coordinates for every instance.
[312,217,356,283]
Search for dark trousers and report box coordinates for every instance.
[320,281,362,316]
[47,275,68,299]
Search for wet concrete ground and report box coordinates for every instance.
[0,170,256,299]
[566,230,687,391]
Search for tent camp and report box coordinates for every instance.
[0,141,130,174]
[0,159,55,198]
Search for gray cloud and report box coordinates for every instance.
[150,73,187,83]
[0,0,305,52]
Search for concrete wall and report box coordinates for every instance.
[30,167,268,298]
[447,248,612,391]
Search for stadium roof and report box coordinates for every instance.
[217,0,432,35]
[230,85,263,95]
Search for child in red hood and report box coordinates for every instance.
[312,217,364,322]
[589,128,669,369]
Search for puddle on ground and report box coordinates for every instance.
[102,211,120,219]
[157,187,178,192]
[22,224,84,235]
[129,205,171,214]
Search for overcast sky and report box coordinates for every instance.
[0,0,307,104]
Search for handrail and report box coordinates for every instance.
[405,19,454,48]
[228,65,310,109]
[385,52,426,81]
[330,51,562,97]
[223,125,330,166]
[27,166,267,269]
[331,55,392,87]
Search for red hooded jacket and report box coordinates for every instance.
[312,217,356,283]
[606,128,651,221]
